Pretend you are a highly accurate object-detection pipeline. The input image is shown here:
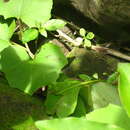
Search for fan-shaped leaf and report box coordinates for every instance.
[0,0,52,27]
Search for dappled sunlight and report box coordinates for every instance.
[1,43,67,95]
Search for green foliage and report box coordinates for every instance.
[84,39,92,47]
[0,40,11,54]
[72,96,87,117]
[0,0,130,129]
[78,74,92,81]
[35,117,124,130]
[35,104,130,130]
[0,17,16,41]
[43,19,67,31]
[56,87,80,117]
[22,28,39,44]
[39,27,48,37]
[107,72,118,84]
[0,0,53,27]
[79,28,86,37]
[39,19,66,37]
[86,32,95,40]
[91,82,121,109]
[0,40,11,70]
[45,78,99,117]
[118,63,130,117]
[0,17,14,70]
[86,104,130,130]
[1,43,67,95]
[45,79,81,117]
[79,28,95,48]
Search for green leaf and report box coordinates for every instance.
[86,32,95,40]
[84,39,91,47]
[0,39,11,70]
[39,27,48,37]
[107,72,118,84]
[73,96,87,117]
[0,0,52,27]
[43,19,66,31]
[91,82,121,109]
[45,79,81,117]
[79,28,86,37]
[86,104,130,130]
[1,43,67,95]
[45,93,61,115]
[35,117,124,130]
[0,17,16,41]
[79,74,92,81]
[56,87,80,117]
[0,39,11,53]
[118,63,130,117]
[49,80,81,94]
[22,28,39,43]
[93,73,98,79]
[79,86,93,112]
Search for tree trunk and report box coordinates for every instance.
[71,0,130,25]
[54,0,130,41]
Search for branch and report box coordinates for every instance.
[56,29,130,61]
[25,43,34,59]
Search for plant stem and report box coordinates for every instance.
[25,43,34,59]
[55,80,100,95]
[18,19,34,59]
[56,29,130,61]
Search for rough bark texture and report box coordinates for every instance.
[0,78,47,130]
[71,0,130,25]
[54,0,130,41]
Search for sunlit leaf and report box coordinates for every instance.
[35,117,124,130]
[0,0,52,27]
[118,63,130,117]
[22,28,39,43]
[86,104,130,130]
[84,39,91,47]
[78,74,92,81]
[86,32,95,40]
[79,28,86,37]
[44,19,66,31]
[39,27,48,37]
[0,17,15,41]
[1,43,67,95]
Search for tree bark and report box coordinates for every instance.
[54,0,130,41]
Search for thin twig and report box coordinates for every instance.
[11,42,34,59]
[17,19,34,59]
[56,29,130,61]
[91,46,130,61]
[57,29,80,46]
[14,25,20,32]
[25,43,34,59]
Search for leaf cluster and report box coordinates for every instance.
[0,0,130,130]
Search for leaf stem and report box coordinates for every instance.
[25,43,34,59]
[18,19,34,59]
[56,29,130,61]
[55,80,101,95]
